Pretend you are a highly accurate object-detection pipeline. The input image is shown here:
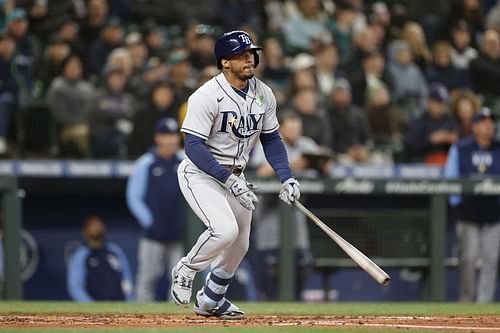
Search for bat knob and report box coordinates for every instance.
[381,276,391,286]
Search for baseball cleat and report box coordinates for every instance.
[171,264,195,307]
[193,290,245,320]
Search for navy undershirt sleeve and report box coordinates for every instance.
[184,134,231,183]
[260,130,292,183]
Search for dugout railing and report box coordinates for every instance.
[0,175,22,299]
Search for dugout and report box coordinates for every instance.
[1,161,500,301]
[250,176,499,302]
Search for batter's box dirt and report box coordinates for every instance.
[1,314,500,331]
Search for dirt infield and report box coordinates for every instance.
[2,314,500,331]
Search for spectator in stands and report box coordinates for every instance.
[47,54,95,158]
[426,40,470,91]
[21,0,80,42]
[283,0,329,54]
[287,55,317,97]
[369,2,391,46]
[444,107,500,303]
[370,1,391,28]
[469,29,500,103]
[350,48,388,108]
[87,16,124,77]
[450,89,481,139]
[486,0,500,31]
[167,47,193,103]
[79,0,109,52]
[36,36,71,91]
[130,0,218,27]
[249,111,321,300]
[365,83,405,148]
[290,88,331,147]
[344,25,379,74]
[129,56,168,103]
[107,0,132,22]
[313,43,345,101]
[260,37,291,104]
[105,47,133,79]
[327,1,357,64]
[89,65,135,158]
[387,39,428,118]
[404,83,458,165]
[401,21,431,72]
[67,215,133,302]
[125,32,147,75]
[327,78,373,165]
[142,20,167,61]
[0,33,21,156]
[404,1,449,47]
[124,31,151,100]
[127,81,178,158]
[448,0,484,48]
[54,18,84,58]
[215,0,263,32]
[187,25,216,71]
[126,117,184,302]
[450,20,478,71]
[387,2,411,39]
[0,1,14,32]
[5,8,35,92]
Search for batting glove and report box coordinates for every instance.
[224,174,259,210]
[279,178,300,206]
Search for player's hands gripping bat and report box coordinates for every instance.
[224,174,259,210]
[279,178,301,205]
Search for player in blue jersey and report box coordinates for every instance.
[444,107,500,303]
[127,117,184,302]
[67,216,133,302]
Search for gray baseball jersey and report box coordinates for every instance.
[176,72,280,276]
[181,72,279,168]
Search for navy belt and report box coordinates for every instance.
[221,165,243,176]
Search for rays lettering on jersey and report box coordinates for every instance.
[219,111,264,139]
[472,150,493,173]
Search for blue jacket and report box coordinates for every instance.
[444,137,500,223]
[0,54,31,95]
[126,148,184,242]
[404,112,458,161]
[67,242,133,302]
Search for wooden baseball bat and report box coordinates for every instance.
[294,201,391,286]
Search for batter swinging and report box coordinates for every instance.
[170,30,300,319]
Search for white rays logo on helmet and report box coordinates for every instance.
[238,34,251,45]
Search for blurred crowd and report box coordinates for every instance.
[1,0,500,166]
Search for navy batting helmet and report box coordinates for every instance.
[214,30,262,69]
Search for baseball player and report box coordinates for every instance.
[444,107,500,303]
[126,117,184,302]
[170,30,300,319]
